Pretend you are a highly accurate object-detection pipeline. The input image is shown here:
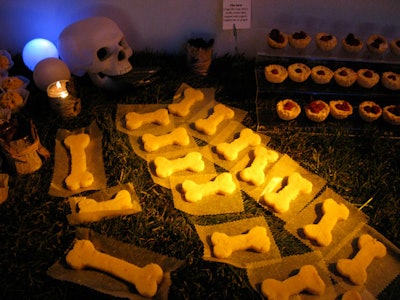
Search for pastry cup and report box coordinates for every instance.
[389,39,400,56]
[305,100,330,122]
[288,31,311,49]
[264,64,288,83]
[356,69,380,89]
[310,65,334,84]
[334,67,357,87]
[0,88,29,113]
[0,75,30,91]
[0,50,14,71]
[358,101,382,122]
[381,71,400,91]
[267,29,288,49]
[367,34,388,55]
[342,34,363,53]
[315,32,337,52]
[382,105,400,125]
[287,63,311,83]
[276,99,301,121]
[329,100,353,119]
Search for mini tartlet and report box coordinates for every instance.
[342,33,363,53]
[357,69,380,89]
[334,67,358,87]
[367,34,388,55]
[311,66,334,84]
[315,32,337,52]
[267,29,288,49]
[358,101,382,122]
[329,100,353,119]
[276,99,301,121]
[381,71,400,91]
[288,31,311,49]
[305,100,330,122]
[287,63,311,83]
[382,105,400,125]
[389,39,400,56]
[264,64,288,83]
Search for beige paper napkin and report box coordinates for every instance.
[247,251,336,299]
[202,121,271,172]
[128,124,199,162]
[66,182,142,225]
[116,103,175,137]
[323,224,400,298]
[47,228,184,300]
[256,154,327,223]
[186,101,248,143]
[169,83,216,126]
[285,187,369,257]
[147,146,215,189]
[169,172,244,215]
[230,147,283,201]
[49,121,107,197]
[194,216,281,269]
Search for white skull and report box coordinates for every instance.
[58,17,133,90]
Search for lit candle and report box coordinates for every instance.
[46,79,81,118]
[47,80,69,98]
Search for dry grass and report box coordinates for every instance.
[0,53,398,299]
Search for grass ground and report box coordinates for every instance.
[0,52,399,299]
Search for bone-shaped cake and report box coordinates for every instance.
[154,151,205,178]
[125,108,170,130]
[216,128,261,161]
[239,146,279,186]
[261,264,326,300]
[64,133,94,191]
[262,172,312,213]
[194,103,234,135]
[336,234,386,285]
[211,226,271,258]
[181,172,236,203]
[168,87,204,117]
[303,198,349,246]
[142,127,190,152]
[66,239,164,298]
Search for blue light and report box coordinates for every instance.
[22,38,59,71]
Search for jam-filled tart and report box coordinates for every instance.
[276,99,301,121]
[287,63,311,83]
[329,100,353,119]
[334,67,358,87]
[264,64,288,83]
[315,32,337,52]
[358,101,382,122]
[305,100,330,122]
[357,69,380,89]
[383,105,400,125]
[342,33,363,53]
[311,65,334,84]
[367,34,388,55]
[267,29,288,49]
[390,38,400,56]
[288,31,312,49]
[381,71,400,90]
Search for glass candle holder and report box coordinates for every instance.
[47,79,81,118]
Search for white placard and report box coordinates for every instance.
[222,0,251,30]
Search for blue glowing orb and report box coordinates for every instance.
[22,38,59,71]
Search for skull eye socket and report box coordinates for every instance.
[97,47,110,61]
